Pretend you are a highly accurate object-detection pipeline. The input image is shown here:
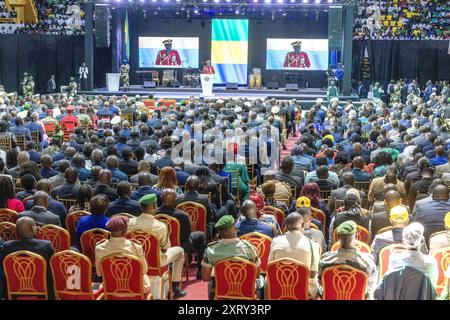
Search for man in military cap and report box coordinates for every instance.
[128,193,186,298]
[25,75,35,96]
[69,77,78,97]
[155,39,181,66]
[327,80,339,102]
[202,215,260,300]
[21,72,29,95]
[283,41,311,69]
[319,220,378,298]
[95,215,151,294]
[120,60,130,92]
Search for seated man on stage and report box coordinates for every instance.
[283,41,311,69]
[201,60,215,74]
[155,39,181,66]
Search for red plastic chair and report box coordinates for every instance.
[50,250,103,300]
[321,265,367,300]
[176,202,207,235]
[239,232,272,274]
[0,221,17,241]
[36,225,71,253]
[127,230,173,300]
[266,258,309,300]
[214,257,258,300]
[80,228,110,265]
[99,253,151,300]
[3,250,48,300]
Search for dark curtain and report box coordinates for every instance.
[353,40,450,83]
[0,35,84,93]
[111,7,125,74]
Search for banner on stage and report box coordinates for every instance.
[266,38,328,71]
[138,37,199,68]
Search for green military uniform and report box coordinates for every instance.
[373,82,384,107]
[120,61,130,91]
[202,215,261,300]
[327,81,339,102]
[390,83,401,104]
[69,77,77,97]
[21,72,29,96]
[26,76,35,96]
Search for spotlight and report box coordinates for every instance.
[214,0,220,2]
[152,0,157,2]
[264,0,271,3]
[282,12,287,16]
[176,0,181,2]
[202,0,207,2]
[276,0,283,3]
[163,0,169,2]
[253,0,258,3]
[194,9,199,14]
[314,0,320,3]
[302,0,308,3]
[235,8,240,14]
[226,0,231,2]
[290,0,295,2]
[327,0,333,2]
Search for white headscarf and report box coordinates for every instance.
[402,222,425,249]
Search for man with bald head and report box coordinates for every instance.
[19,191,61,226]
[25,179,67,227]
[328,172,365,214]
[1,217,55,298]
[268,211,321,299]
[130,171,161,202]
[49,159,74,188]
[92,169,118,201]
[351,156,371,182]
[176,175,215,239]
[52,166,81,199]
[40,154,58,179]
[157,188,206,279]
[371,190,408,238]
[129,160,158,184]
[413,183,450,242]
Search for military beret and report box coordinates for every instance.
[106,215,129,232]
[215,215,235,230]
[336,220,357,236]
[139,193,157,206]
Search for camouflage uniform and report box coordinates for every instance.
[69,77,78,97]
[120,62,130,91]
[327,81,339,101]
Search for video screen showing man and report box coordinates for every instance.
[283,41,311,69]
[155,39,181,66]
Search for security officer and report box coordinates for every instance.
[120,60,130,92]
[201,215,260,300]
[128,193,186,298]
[21,72,29,95]
[26,76,35,96]
[327,80,339,102]
[94,215,151,294]
[69,77,78,97]
[373,82,384,107]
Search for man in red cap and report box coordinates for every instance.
[60,105,80,136]
[95,215,151,293]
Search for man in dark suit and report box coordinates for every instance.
[52,166,80,199]
[19,191,61,227]
[47,75,56,94]
[176,175,214,240]
[157,189,206,279]
[25,179,67,227]
[1,217,55,298]
[328,172,366,214]
[105,181,142,217]
[173,158,191,186]
[93,169,119,202]
[130,172,161,204]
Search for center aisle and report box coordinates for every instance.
[178,130,299,300]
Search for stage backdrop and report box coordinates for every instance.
[116,10,330,88]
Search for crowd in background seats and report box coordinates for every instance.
[0,82,448,299]
[353,0,450,40]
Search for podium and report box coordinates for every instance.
[200,73,214,97]
[106,73,121,92]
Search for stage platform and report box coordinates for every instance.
[80,85,361,108]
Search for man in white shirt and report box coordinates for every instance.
[268,212,321,299]
[79,62,88,91]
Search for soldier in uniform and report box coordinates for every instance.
[120,60,130,92]
[155,39,181,66]
[95,215,151,295]
[21,72,29,96]
[201,215,261,300]
[327,80,339,102]
[69,77,78,97]
[319,221,378,299]
[283,41,311,69]
[390,81,401,104]
[373,82,384,107]
[25,75,35,96]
